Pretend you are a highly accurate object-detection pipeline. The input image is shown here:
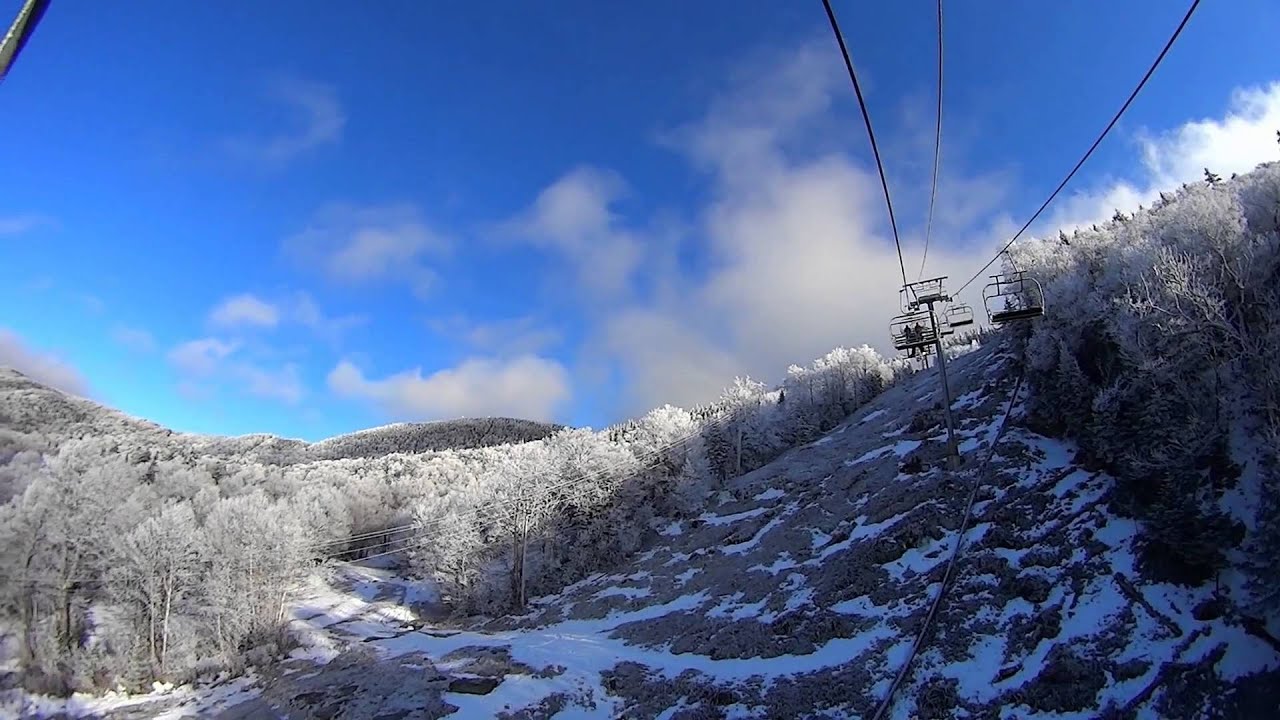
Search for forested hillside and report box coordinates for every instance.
[1014,161,1280,621]
[0,339,910,696]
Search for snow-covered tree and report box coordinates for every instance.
[107,503,204,679]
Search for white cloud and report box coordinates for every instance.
[504,166,643,298]
[167,337,306,405]
[284,203,448,296]
[0,328,90,397]
[234,362,305,405]
[291,291,366,343]
[1045,81,1280,232]
[224,76,345,167]
[167,338,239,376]
[209,293,280,329]
[111,326,157,354]
[556,42,979,414]
[328,354,571,422]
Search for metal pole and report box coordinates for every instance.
[927,300,960,469]
[0,0,50,82]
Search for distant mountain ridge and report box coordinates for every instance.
[0,366,564,464]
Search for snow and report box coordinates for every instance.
[859,409,887,424]
[882,424,909,438]
[593,585,653,601]
[722,504,795,555]
[809,510,914,563]
[749,554,798,576]
[753,487,786,501]
[951,388,985,410]
[699,506,768,526]
[673,567,702,585]
[845,439,921,467]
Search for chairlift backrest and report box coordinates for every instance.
[945,304,974,328]
[982,271,1045,324]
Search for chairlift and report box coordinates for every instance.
[911,275,952,307]
[982,271,1045,323]
[945,304,975,328]
[890,310,939,351]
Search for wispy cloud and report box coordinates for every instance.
[0,328,90,397]
[429,314,563,357]
[209,293,281,329]
[167,338,239,376]
[167,336,306,406]
[327,354,571,422]
[291,291,367,344]
[234,362,305,405]
[111,326,157,354]
[502,166,643,299]
[223,76,345,168]
[0,214,56,236]
[284,203,449,298]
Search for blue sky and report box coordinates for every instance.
[2,0,1279,441]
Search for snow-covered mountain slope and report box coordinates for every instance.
[35,339,1276,719]
[0,367,560,465]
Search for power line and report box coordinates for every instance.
[821,0,908,287]
[916,0,945,281]
[955,0,1201,296]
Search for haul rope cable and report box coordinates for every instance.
[954,0,1202,297]
[871,357,1026,720]
[916,0,945,282]
[822,0,909,286]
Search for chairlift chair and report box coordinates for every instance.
[902,277,949,310]
[982,271,1045,323]
[890,310,939,352]
[945,304,975,328]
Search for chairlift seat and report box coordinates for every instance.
[945,304,975,327]
[990,306,1044,323]
[890,311,938,351]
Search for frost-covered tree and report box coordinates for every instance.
[482,445,558,609]
[202,492,309,655]
[107,503,204,679]
[408,493,486,612]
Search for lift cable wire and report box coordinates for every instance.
[821,0,909,287]
[916,0,945,282]
[871,357,1026,720]
[954,0,1201,297]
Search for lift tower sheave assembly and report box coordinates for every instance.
[894,277,960,469]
